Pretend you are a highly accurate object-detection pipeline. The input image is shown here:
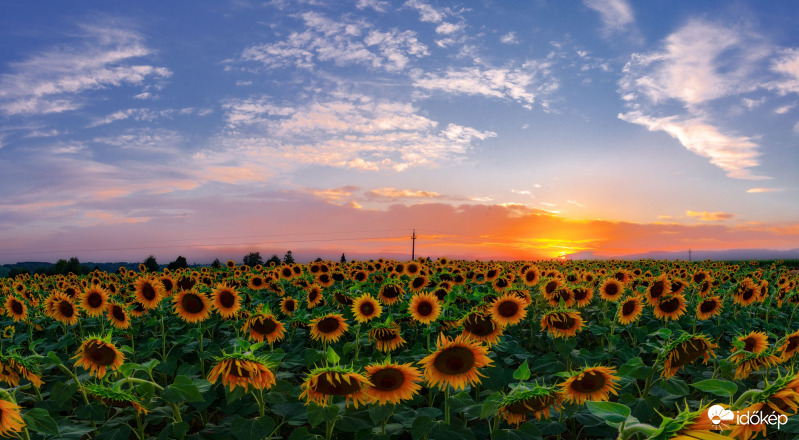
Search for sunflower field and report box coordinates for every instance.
[2,258,799,440]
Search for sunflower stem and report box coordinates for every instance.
[444,386,451,425]
[160,315,167,361]
[732,388,763,409]
[619,423,657,440]
[254,388,266,417]
[198,323,206,377]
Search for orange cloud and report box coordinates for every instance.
[685,210,734,221]
[364,187,442,200]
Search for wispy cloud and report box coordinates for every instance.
[240,11,428,72]
[412,62,558,110]
[747,187,784,193]
[686,210,734,221]
[500,32,519,45]
[404,0,445,23]
[0,22,171,116]
[619,19,776,179]
[364,187,441,200]
[584,0,634,32]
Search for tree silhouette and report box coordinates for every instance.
[283,250,295,264]
[340,253,347,263]
[143,255,159,272]
[211,258,222,269]
[266,255,281,266]
[243,252,264,267]
[168,256,189,270]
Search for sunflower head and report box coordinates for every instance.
[461,311,503,346]
[368,322,406,352]
[73,334,125,379]
[499,384,563,426]
[309,313,349,343]
[559,366,620,404]
[134,277,164,310]
[299,365,371,408]
[0,352,43,388]
[540,309,584,338]
[173,289,212,323]
[207,352,277,392]
[0,398,25,438]
[659,332,717,378]
[351,293,382,323]
[378,281,405,305]
[243,308,286,344]
[490,293,528,327]
[211,283,242,318]
[598,278,624,302]
[696,296,723,320]
[364,360,423,405]
[653,294,687,321]
[617,296,643,325]
[733,351,782,380]
[418,333,493,391]
[408,292,441,324]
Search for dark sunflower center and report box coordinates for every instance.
[375,329,398,341]
[622,301,636,316]
[552,290,571,303]
[573,288,588,301]
[570,371,606,393]
[494,278,509,288]
[141,283,156,300]
[58,300,75,317]
[670,282,682,293]
[382,285,401,299]
[464,314,495,336]
[787,336,799,352]
[309,291,319,302]
[284,300,296,312]
[87,342,118,366]
[604,283,619,297]
[181,293,205,314]
[111,305,126,321]
[162,279,173,291]
[371,368,405,391]
[550,314,576,330]
[412,277,426,289]
[671,340,708,368]
[545,281,558,294]
[659,297,681,313]
[218,290,236,308]
[360,302,375,316]
[413,299,433,316]
[507,396,553,414]
[433,346,475,375]
[252,317,278,335]
[355,272,367,282]
[694,273,706,283]
[318,274,331,284]
[743,337,757,352]
[314,373,362,395]
[252,277,264,287]
[229,362,253,378]
[317,317,341,334]
[65,287,77,297]
[700,300,717,313]
[87,292,103,308]
[497,300,519,318]
[743,288,755,301]
[525,271,538,283]
[650,281,665,298]
[11,300,24,315]
[178,277,196,290]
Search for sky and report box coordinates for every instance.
[1,0,799,264]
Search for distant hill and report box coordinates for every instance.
[567,248,799,262]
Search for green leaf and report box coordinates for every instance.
[660,377,689,397]
[307,403,339,428]
[231,416,276,440]
[585,401,631,424]
[368,403,395,424]
[22,408,60,436]
[411,417,435,440]
[326,346,340,365]
[512,360,531,381]
[690,379,738,397]
[480,392,505,419]
[163,375,205,403]
[288,427,321,440]
[96,425,132,440]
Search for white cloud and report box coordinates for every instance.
[584,0,634,31]
[211,93,496,175]
[435,22,462,35]
[404,0,444,23]
[775,103,796,114]
[241,12,428,72]
[500,32,519,45]
[0,23,171,116]
[356,0,389,12]
[412,63,557,109]
[771,48,799,95]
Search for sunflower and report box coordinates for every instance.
[309,314,349,344]
[617,296,643,325]
[573,286,593,307]
[408,292,441,324]
[211,283,241,318]
[734,279,759,306]
[660,333,716,378]
[300,366,371,408]
[378,282,405,305]
[1,326,13,339]
[490,293,528,327]
[207,353,276,392]
[0,398,25,438]
[173,290,212,323]
[645,274,671,306]
[647,403,738,440]
[242,310,286,344]
[696,296,723,320]
[540,310,584,338]
[306,284,325,309]
[134,277,164,310]
[730,374,799,440]
[733,351,781,380]
[368,324,406,352]
[408,275,428,293]
[731,331,769,362]
[73,334,125,379]
[598,278,624,302]
[498,385,563,426]
[364,361,423,405]
[84,382,148,414]
[559,366,620,404]
[541,278,563,297]
[51,293,79,325]
[315,273,334,288]
[107,303,130,330]
[653,294,687,321]
[80,285,109,317]
[226,260,236,269]
[4,296,27,322]
[461,312,503,346]
[521,266,541,286]
[778,330,799,361]
[0,353,43,388]
[280,297,297,316]
[351,294,382,323]
[418,333,493,391]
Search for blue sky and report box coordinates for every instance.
[1,0,799,263]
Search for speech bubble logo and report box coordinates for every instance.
[708,404,735,425]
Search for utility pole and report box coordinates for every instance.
[688,249,692,262]
[411,229,416,261]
